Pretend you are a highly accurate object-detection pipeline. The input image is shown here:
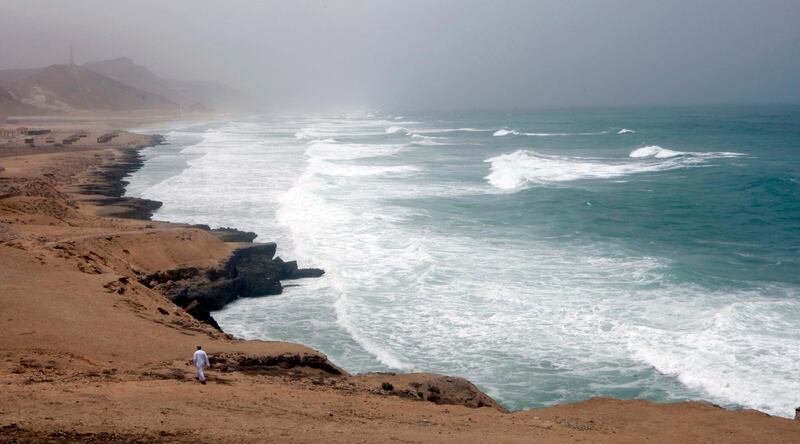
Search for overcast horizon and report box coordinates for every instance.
[2,0,799,111]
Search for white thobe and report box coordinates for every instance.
[193,349,210,382]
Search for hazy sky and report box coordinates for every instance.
[2,0,799,111]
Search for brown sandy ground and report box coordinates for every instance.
[1,120,799,443]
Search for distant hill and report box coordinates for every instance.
[83,57,247,111]
[0,84,42,118]
[0,57,248,117]
[8,64,177,112]
[82,58,190,107]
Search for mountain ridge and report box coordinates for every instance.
[0,57,247,117]
[8,64,177,113]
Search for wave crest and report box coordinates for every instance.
[485,147,744,190]
[493,129,520,136]
[629,146,683,158]
[493,129,608,137]
[385,126,405,134]
[630,145,745,159]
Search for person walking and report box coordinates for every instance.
[193,345,210,384]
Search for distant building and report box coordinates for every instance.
[0,127,28,138]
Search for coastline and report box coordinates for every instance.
[83,135,326,329]
[1,118,798,442]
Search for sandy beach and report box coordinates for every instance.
[1,117,799,443]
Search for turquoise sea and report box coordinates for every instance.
[126,106,800,416]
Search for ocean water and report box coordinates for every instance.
[125,106,800,417]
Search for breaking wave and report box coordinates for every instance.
[493,129,609,137]
[493,129,520,136]
[385,126,405,134]
[305,141,405,160]
[413,127,493,134]
[485,147,744,190]
[307,138,338,145]
[411,138,450,146]
[630,146,744,159]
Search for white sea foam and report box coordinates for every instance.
[308,158,418,177]
[294,128,316,140]
[493,129,520,136]
[413,127,492,134]
[410,138,450,146]
[618,128,635,134]
[630,145,745,159]
[625,294,800,416]
[485,147,743,190]
[410,133,447,139]
[307,137,338,144]
[486,150,668,189]
[305,141,405,160]
[629,146,684,158]
[493,128,607,137]
[385,125,405,134]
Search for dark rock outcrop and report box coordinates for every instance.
[274,258,324,279]
[225,243,283,297]
[209,227,258,243]
[81,135,166,220]
[351,373,507,412]
[95,196,162,220]
[210,352,345,376]
[184,300,222,331]
[140,243,324,328]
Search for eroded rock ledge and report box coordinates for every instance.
[81,135,165,220]
[211,352,346,376]
[350,373,507,412]
[139,242,324,329]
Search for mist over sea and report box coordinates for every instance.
[126,106,800,417]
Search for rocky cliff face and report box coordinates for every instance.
[140,242,324,329]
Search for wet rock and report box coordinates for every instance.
[276,258,325,279]
[184,300,222,331]
[143,242,323,330]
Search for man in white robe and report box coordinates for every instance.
[193,345,210,384]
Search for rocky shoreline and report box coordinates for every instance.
[139,242,324,330]
[79,136,165,220]
[92,136,325,330]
